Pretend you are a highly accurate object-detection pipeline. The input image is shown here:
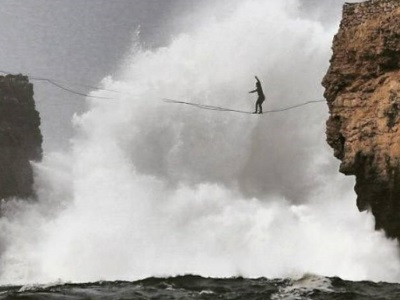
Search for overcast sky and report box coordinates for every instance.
[0,0,355,152]
[6,1,395,285]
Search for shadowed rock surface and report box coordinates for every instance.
[323,0,400,239]
[0,74,42,200]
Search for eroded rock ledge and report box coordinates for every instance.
[323,0,400,239]
[0,74,42,200]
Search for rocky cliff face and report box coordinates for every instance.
[0,74,42,200]
[323,0,400,239]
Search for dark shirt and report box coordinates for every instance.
[256,82,264,98]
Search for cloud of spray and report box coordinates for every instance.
[1,0,400,285]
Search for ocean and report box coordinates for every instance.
[1,0,400,295]
[2,274,400,299]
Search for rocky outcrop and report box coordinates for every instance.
[0,74,42,200]
[323,0,400,239]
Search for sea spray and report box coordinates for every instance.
[1,0,400,285]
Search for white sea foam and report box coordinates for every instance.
[1,0,400,285]
[271,273,333,300]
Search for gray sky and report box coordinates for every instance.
[6,1,393,284]
[0,0,351,152]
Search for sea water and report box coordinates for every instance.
[0,0,400,294]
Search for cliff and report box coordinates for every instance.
[322,0,400,239]
[0,74,42,200]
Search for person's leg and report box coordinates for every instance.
[256,101,261,114]
[259,101,263,114]
[254,101,258,113]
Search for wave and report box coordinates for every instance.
[0,0,400,285]
[2,274,400,300]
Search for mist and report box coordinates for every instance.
[1,0,400,285]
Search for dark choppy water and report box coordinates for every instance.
[1,274,400,299]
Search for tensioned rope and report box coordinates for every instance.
[163,98,325,114]
[30,77,113,100]
[0,70,118,100]
[0,70,326,113]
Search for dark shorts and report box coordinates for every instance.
[257,95,265,103]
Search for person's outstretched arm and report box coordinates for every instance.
[250,76,260,93]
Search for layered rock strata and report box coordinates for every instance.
[0,74,42,200]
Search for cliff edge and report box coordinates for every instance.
[323,0,400,239]
[0,74,42,200]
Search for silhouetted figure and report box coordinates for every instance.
[249,76,265,114]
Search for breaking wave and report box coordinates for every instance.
[1,0,399,285]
